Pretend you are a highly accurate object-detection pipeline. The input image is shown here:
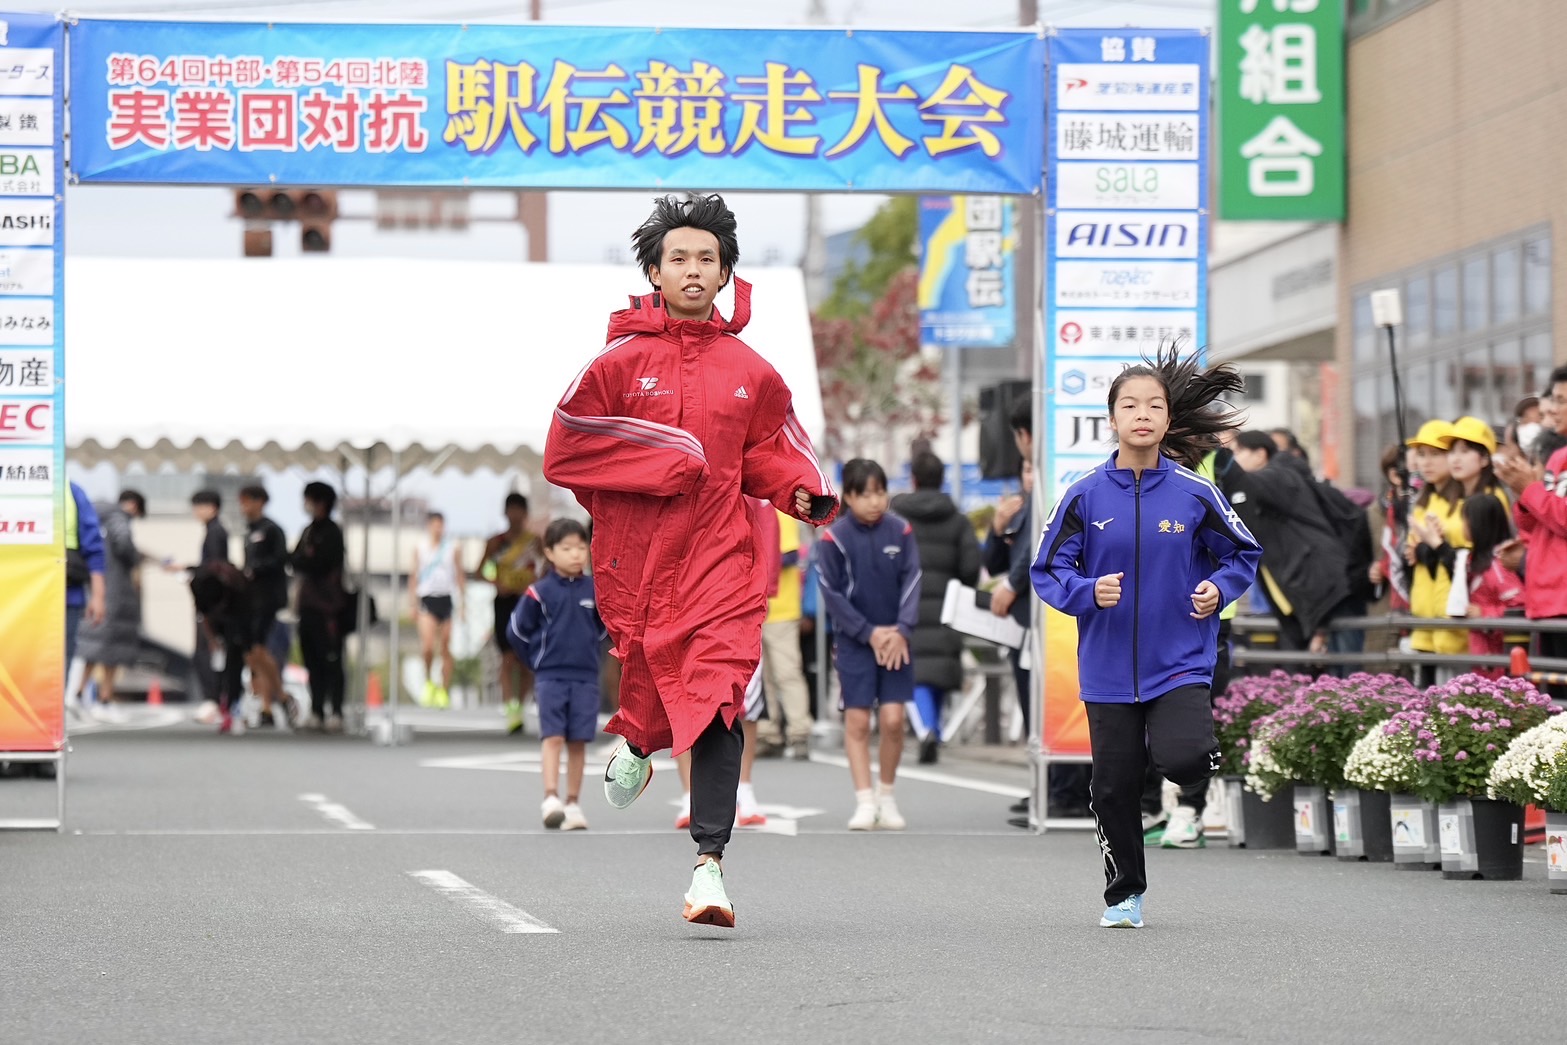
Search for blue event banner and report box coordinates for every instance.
[68,20,1046,193]
[918,194,1016,349]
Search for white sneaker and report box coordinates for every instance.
[876,794,906,831]
[848,802,878,831]
[561,803,588,831]
[541,794,566,829]
[1160,805,1205,849]
[193,700,219,725]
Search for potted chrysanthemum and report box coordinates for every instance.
[1214,671,1304,849]
[1403,674,1555,880]
[1250,673,1418,856]
[1487,715,1567,894]
[1344,715,1432,867]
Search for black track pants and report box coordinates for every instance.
[689,714,744,859]
[1087,685,1221,906]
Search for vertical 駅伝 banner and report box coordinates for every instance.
[1043,28,1209,755]
[1217,0,1343,220]
[0,11,64,753]
[917,195,1017,349]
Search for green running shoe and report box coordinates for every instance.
[683,859,735,927]
[603,741,653,809]
[504,699,524,736]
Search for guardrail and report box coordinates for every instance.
[1229,613,1567,682]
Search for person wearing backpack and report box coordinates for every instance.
[1217,433,1350,658]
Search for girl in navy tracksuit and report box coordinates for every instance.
[1031,349,1261,928]
[508,518,606,831]
[818,458,922,832]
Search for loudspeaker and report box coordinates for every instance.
[979,380,1032,480]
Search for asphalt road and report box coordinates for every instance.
[1,714,1560,1045]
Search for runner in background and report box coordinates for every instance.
[411,511,463,709]
[476,493,542,734]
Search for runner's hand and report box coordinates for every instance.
[794,488,812,517]
[1094,573,1123,609]
[1190,580,1220,619]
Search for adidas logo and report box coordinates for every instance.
[733,386,749,399]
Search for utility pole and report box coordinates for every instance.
[519,0,549,261]
[800,0,829,303]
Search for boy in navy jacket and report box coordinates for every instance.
[818,459,922,832]
[508,519,606,831]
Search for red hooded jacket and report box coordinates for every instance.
[543,279,837,755]
[1514,444,1567,619]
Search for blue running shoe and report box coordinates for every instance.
[1099,895,1144,928]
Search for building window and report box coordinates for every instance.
[1352,225,1553,486]
[1349,0,1438,38]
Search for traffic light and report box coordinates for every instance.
[233,188,338,256]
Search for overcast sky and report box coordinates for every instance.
[50,0,1214,532]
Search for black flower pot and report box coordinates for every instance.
[1335,789,1394,863]
[1439,798,1525,881]
[1236,781,1295,850]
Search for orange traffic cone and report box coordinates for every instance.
[147,679,164,706]
[366,671,383,709]
[1509,646,1531,678]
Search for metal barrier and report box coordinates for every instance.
[1229,613,1567,683]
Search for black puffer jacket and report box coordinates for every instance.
[890,489,981,691]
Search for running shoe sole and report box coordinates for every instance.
[682,902,736,928]
[544,809,566,829]
[602,744,654,808]
[1100,916,1143,928]
[737,814,767,827]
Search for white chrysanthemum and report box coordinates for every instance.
[1486,716,1567,805]
[1343,727,1417,793]
[1245,730,1291,801]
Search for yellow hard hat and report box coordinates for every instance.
[1405,419,1456,450]
[1448,416,1498,455]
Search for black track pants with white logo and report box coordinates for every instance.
[1085,684,1220,906]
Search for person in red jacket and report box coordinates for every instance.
[1496,363,1567,699]
[544,193,838,928]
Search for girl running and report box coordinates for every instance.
[1030,348,1260,929]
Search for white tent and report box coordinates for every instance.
[65,257,825,473]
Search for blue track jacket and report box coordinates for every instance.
[1030,454,1260,703]
[507,572,607,682]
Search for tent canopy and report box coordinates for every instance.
[66,257,825,475]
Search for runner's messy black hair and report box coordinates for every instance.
[631,192,740,288]
[1106,343,1247,469]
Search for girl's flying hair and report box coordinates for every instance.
[631,192,740,287]
[1106,343,1248,469]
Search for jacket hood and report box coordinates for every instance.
[891,490,961,523]
[606,276,752,341]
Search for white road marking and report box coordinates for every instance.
[297,793,376,831]
[408,870,560,934]
[806,753,1029,799]
[665,798,824,837]
[419,751,678,774]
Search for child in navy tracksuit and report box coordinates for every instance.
[508,519,606,831]
[818,459,921,832]
[1031,351,1260,929]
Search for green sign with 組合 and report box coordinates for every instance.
[1218,0,1344,221]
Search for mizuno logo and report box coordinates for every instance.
[1091,518,1114,530]
[733,386,749,399]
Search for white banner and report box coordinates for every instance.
[1055,210,1200,259]
[1053,260,1199,310]
[1052,308,1199,356]
[0,246,51,294]
[1055,161,1200,209]
[1057,63,1201,111]
[0,446,52,495]
[1054,113,1200,161]
[0,495,51,543]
